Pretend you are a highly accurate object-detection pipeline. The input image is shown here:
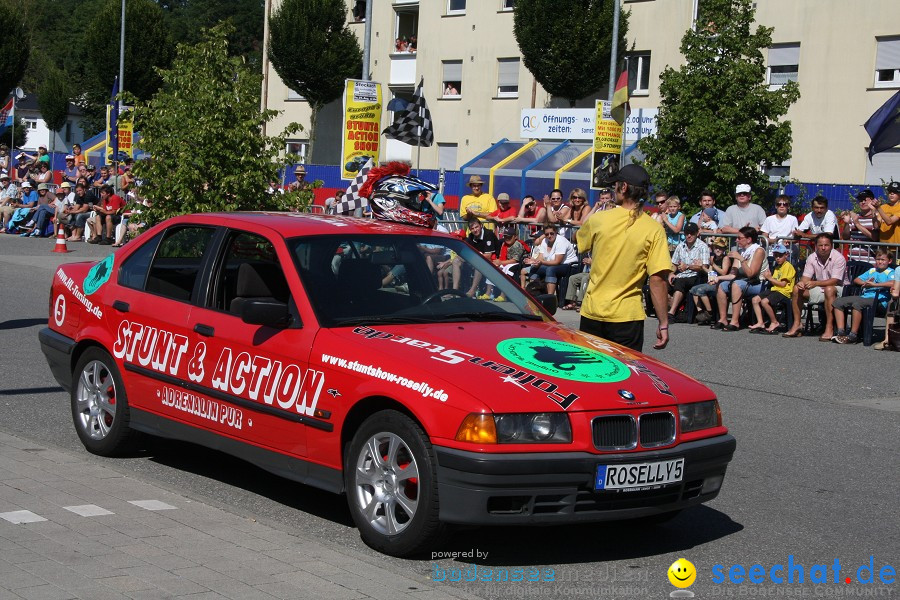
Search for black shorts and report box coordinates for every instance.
[669,274,703,295]
[761,290,789,309]
[579,316,644,353]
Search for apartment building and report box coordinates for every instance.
[261,0,900,185]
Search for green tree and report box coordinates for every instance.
[132,23,308,227]
[166,0,266,67]
[1,117,29,150]
[0,0,30,99]
[268,0,362,160]
[75,0,173,134]
[36,66,70,154]
[514,0,628,107]
[638,0,799,202]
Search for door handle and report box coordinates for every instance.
[193,324,214,337]
[112,300,129,312]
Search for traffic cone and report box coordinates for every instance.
[52,223,70,253]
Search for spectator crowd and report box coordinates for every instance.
[0,143,147,246]
[444,173,900,351]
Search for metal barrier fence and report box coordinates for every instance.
[439,214,900,268]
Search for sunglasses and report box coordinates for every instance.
[776,202,789,207]
[571,196,585,200]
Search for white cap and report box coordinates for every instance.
[735,184,752,194]
[21,181,32,188]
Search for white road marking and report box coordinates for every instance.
[64,504,114,517]
[129,500,176,511]
[0,510,47,524]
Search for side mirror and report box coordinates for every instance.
[241,299,292,328]
[536,293,558,316]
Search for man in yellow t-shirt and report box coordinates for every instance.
[459,175,497,231]
[575,164,672,352]
[877,181,900,244]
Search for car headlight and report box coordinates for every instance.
[455,413,572,444]
[494,413,572,443]
[679,400,721,433]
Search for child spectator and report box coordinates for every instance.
[663,196,685,250]
[690,237,732,324]
[749,243,796,333]
[71,143,85,167]
[831,250,895,344]
[874,266,900,350]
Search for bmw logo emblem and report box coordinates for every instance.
[618,389,635,401]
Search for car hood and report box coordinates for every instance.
[324,321,713,413]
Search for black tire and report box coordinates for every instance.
[71,347,135,456]
[344,410,444,557]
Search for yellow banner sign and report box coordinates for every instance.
[591,100,624,190]
[341,79,383,180]
[105,104,134,163]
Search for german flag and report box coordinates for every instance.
[610,71,629,126]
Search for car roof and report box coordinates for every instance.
[171,212,447,238]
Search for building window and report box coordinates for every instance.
[26,120,37,130]
[767,43,799,87]
[447,0,465,15]
[438,143,458,171]
[626,52,651,94]
[497,58,519,97]
[65,121,72,143]
[692,0,716,32]
[351,0,366,22]
[500,0,515,10]
[875,37,900,88]
[389,87,415,120]
[394,5,418,53]
[442,60,462,97]
[287,88,306,101]
[286,140,309,162]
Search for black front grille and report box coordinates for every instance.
[639,412,676,447]
[592,415,636,450]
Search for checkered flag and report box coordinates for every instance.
[382,79,434,147]
[335,158,374,215]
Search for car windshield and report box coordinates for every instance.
[289,233,548,327]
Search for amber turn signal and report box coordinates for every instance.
[455,413,497,444]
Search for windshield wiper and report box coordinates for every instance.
[436,312,543,322]
[332,315,436,327]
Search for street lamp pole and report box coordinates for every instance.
[115,0,125,168]
[119,0,125,98]
[607,0,620,100]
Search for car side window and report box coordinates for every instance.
[144,226,216,302]
[211,231,290,315]
[119,231,163,290]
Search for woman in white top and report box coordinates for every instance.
[761,195,799,251]
[711,227,770,331]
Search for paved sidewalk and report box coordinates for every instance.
[0,430,479,600]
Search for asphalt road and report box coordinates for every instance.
[1,232,898,600]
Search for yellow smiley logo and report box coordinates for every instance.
[668,558,697,588]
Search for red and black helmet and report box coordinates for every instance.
[369,174,438,229]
